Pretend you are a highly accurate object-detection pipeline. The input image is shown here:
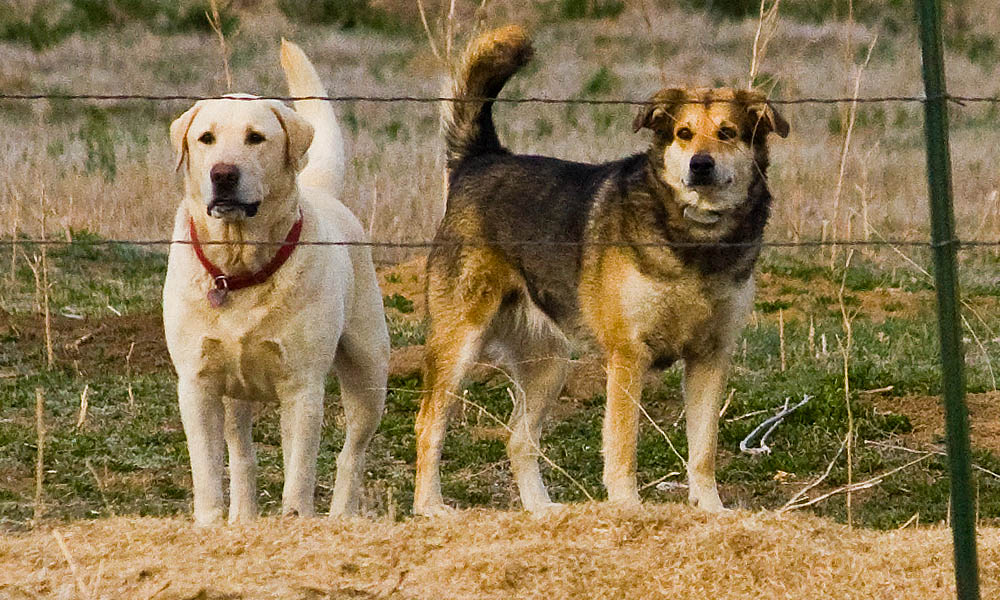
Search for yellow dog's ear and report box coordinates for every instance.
[169,103,202,172]
[632,88,688,134]
[269,103,314,172]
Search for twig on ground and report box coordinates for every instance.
[781,452,934,512]
[865,439,1000,480]
[739,395,812,455]
[53,530,92,599]
[780,434,848,511]
[718,388,735,419]
[898,512,920,529]
[143,580,171,600]
[640,471,681,491]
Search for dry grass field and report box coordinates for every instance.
[3,0,1000,597]
[3,504,1000,599]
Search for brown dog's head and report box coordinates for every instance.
[170,94,314,221]
[633,88,788,227]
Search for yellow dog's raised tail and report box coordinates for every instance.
[280,38,345,198]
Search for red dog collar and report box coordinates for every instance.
[189,211,304,307]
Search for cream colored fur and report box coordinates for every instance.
[163,40,389,526]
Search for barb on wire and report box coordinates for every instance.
[0,93,998,105]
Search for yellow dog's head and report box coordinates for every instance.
[170,95,313,221]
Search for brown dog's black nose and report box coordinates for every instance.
[210,163,240,189]
[689,153,715,175]
[687,153,716,186]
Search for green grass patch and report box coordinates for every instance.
[3,238,1000,530]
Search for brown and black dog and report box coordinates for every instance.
[414,26,789,515]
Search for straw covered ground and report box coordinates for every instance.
[3,503,998,600]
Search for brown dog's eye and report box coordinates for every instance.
[718,127,738,141]
[675,127,693,141]
[246,131,266,145]
[197,132,215,145]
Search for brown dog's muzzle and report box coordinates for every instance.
[686,153,716,187]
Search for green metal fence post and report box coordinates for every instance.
[915,1,980,598]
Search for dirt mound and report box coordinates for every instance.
[1,504,995,599]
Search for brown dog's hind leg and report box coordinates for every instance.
[414,253,512,516]
[494,304,570,513]
[413,326,487,516]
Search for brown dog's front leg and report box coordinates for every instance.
[602,347,650,505]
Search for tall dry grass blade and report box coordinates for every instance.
[7,185,18,284]
[837,249,856,528]
[638,0,669,86]
[416,0,443,62]
[748,0,781,89]
[33,387,45,525]
[444,0,457,67]
[829,34,878,267]
[39,191,53,368]
[206,0,232,92]
[455,387,594,502]
[76,384,90,428]
[778,308,786,371]
[125,341,136,410]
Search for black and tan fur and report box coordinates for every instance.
[414,26,789,515]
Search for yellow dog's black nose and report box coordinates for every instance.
[210,163,240,190]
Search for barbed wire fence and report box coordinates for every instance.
[0,36,992,598]
[0,91,998,251]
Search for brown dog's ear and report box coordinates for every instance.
[632,88,687,133]
[269,103,314,172]
[746,99,790,139]
[169,103,202,172]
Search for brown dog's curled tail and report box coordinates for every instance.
[443,25,533,168]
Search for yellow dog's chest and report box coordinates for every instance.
[191,299,291,400]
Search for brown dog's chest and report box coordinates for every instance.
[580,248,740,365]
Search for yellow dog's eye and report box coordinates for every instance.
[718,127,738,141]
[675,127,693,141]
[198,132,215,145]
[246,131,266,145]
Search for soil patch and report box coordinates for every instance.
[0,310,170,375]
[873,391,1000,454]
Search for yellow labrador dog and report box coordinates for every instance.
[163,40,389,526]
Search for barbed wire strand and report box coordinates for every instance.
[0,93,998,105]
[0,238,985,248]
